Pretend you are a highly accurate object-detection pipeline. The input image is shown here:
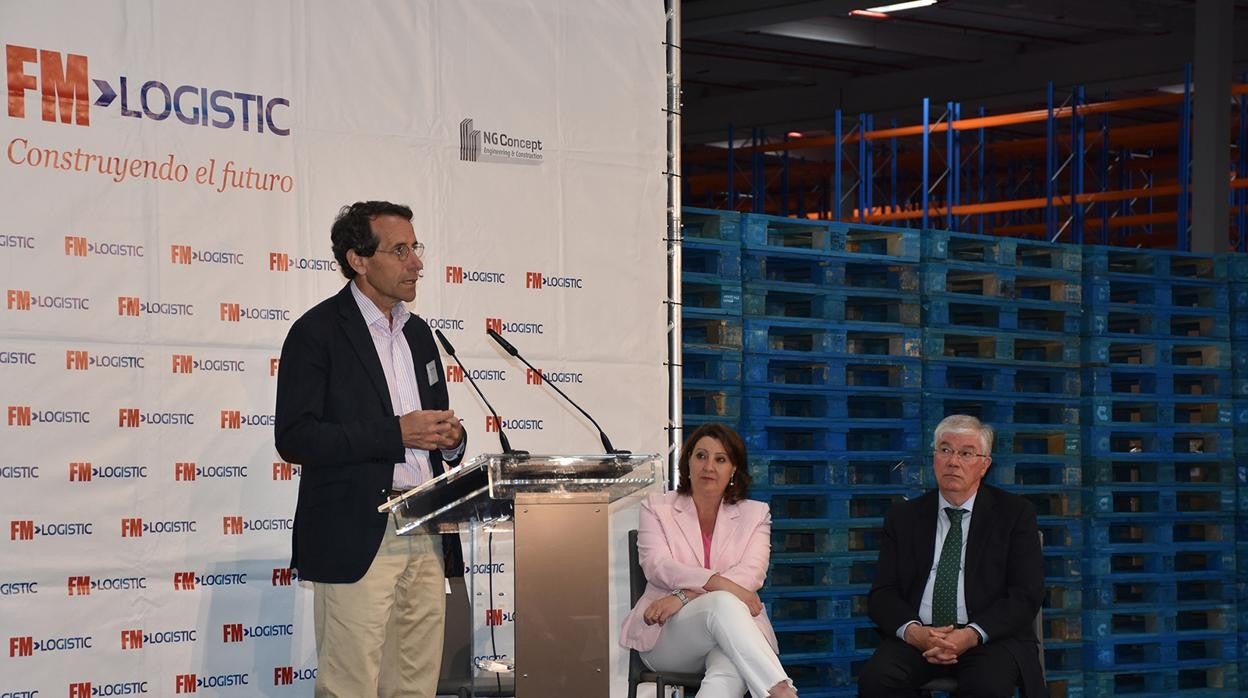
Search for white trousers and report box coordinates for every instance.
[641,591,793,698]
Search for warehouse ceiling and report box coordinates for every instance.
[681,0,1248,145]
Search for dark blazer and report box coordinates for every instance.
[868,483,1044,698]
[274,283,465,583]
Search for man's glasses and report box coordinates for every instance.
[378,242,424,261]
[934,446,988,462]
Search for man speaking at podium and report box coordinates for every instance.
[275,200,467,697]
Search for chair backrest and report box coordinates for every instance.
[628,529,646,606]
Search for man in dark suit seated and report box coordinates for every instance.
[275,201,467,697]
[858,414,1044,698]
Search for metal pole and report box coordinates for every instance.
[977,106,985,235]
[890,118,898,224]
[946,101,954,230]
[1046,82,1055,241]
[665,0,682,488]
[1178,64,1192,250]
[835,109,843,220]
[922,98,930,230]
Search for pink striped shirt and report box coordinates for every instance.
[350,282,432,489]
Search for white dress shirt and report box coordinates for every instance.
[897,489,988,643]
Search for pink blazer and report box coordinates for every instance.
[620,491,779,653]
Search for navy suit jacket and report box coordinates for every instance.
[275,283,465,583]
[868,483,1045,698]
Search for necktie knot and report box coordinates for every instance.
[945,507,965,524]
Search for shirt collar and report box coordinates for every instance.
[937,489,977,516]
[349,279,409,331]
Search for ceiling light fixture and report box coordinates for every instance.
[864,0,937,13]
[849,9,889,19]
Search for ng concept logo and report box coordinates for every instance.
[459,117,543,165]
[6,44,290,135]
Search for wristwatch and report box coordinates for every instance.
[671,589,689,605]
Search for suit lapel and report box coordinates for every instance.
[915,492,939,582]
[709,500,741,568]
[335,284,394,414]
[671,496,705,564]
[964,485,993,588]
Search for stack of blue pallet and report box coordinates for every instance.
[679,208,1248,697]
[732,212,924,697]
[1230,255,1248,688]
[1081,247,1239,698]
[919,230,1086,698]
[681,208,745,433]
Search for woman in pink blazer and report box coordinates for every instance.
[621,423,797,697]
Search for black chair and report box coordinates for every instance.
[627,529,706,698]
[921,532,1046,697]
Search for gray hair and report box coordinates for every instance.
[933,414,994,454]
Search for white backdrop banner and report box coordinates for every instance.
[0,2,666,695]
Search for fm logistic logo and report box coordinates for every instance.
[7,405,91,426]
[5,44,290,135]
[173,462,249,481]
[65,350,144,370]
[171,355,246,374]
[445,366,506,383]
[484,317,543,335]
[525,368,585,386]
[524,271,584,290]
[218,302,290,322]
[0,465,38,479]
[485,415,543,432]
[69,462,147,481]
[172,571,248,591]
[271,461,300,481]
[69,682,150,697]
[0,350,37,366]
[272,667,317,686]
[459,117,542,165]
[220,516,292,535]
[173,673,251,693]
[444,265,505,285]
[64,575,148,596]
[116,296,194,317]
[8,634,92,656]
[425,317,464,332]
[484,609,516,626]
[9,520,92,540]
[0,233,36,250]
[117,408,195,427]
[270,568,298,586]
[0,580,38,595]
[218,410,274,429]
[267,251,337,272]
[169,244,244,266]
[119,628,197,650]
[6,289,90,311]
[63,235,143,258]
[119,518,197,537]
[221,623,293,643]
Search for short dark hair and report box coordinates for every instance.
[676,423,752,504]
[330,201,413,279]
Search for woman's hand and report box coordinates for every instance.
[705,574,764,616]
[643,594,685,625]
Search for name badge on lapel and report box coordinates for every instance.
[426,360,440,386]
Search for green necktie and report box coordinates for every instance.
[931,507,966,627]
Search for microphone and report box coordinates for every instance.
[435,329,527,456]
[486,328,629,454]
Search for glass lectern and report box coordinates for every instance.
[378,453,658,697]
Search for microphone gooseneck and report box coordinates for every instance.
[485,329,629,455]
[435,329,526,456]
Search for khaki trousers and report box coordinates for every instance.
[313,525,446,698]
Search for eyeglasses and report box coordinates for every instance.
[934,446,988,462]
[379,242,424,261]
